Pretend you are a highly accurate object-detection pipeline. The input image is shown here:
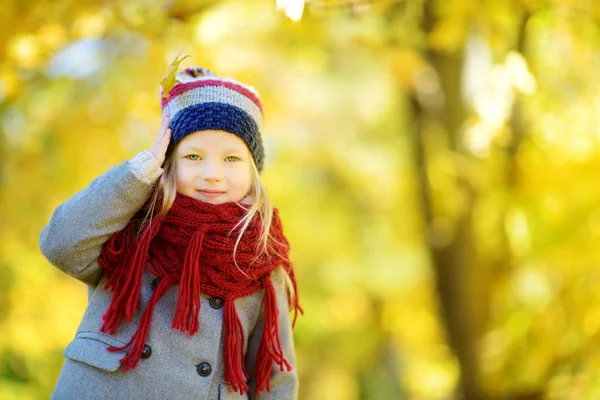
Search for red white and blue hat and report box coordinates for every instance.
[160,67,265,171]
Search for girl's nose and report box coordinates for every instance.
[201,160,223,181]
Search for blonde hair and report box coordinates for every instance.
[140,142,296,305]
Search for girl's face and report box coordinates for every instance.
[174,130,253,204]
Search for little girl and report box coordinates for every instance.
[40,67,302,400]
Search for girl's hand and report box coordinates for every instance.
[151,115,171,166]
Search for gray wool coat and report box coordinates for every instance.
[39,150,298,400]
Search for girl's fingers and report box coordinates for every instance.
[159,115,170,134]
[160,129,171,147]
[159,129,171,154]
[151,120,171,166]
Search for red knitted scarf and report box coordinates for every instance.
[97,192,302,395]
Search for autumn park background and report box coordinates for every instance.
[2,0,600,399]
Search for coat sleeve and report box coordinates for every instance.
[39,150,163,287]
[246,267,299,400]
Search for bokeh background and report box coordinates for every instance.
[2,0,600,399]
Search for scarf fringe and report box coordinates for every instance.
[224,299,250,394]
[98,223,132,272]
[108,275,176,371]
[172,228,205,335]
[286,263,304,328]
[255,276,292,394]
[99,220,162,334]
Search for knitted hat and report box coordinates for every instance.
[160,67,265,171]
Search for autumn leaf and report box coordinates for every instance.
[160,52,191,99]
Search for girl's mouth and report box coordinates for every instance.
[197,189,226,198]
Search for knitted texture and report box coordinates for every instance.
[161,67,266,171]
[97,192,302,395]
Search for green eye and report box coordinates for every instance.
[186,155,200,161]
[225,156,240,162]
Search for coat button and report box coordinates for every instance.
[196,362,212,377]
[141,345,152,359]
[209,297,224,309]
[151,278,160,290]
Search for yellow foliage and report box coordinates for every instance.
[390,47,426,89]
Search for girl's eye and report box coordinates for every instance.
[225,156,240,162]
[186,155,200,161]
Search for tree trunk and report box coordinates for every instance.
[409,2,484,399]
